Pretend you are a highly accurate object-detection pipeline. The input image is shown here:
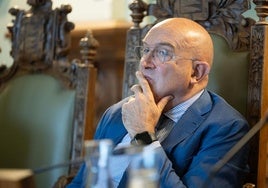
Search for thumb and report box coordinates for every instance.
[157,95,173,111]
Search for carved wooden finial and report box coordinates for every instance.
[253,0,268,24]
[129,0,147,28]
[79,30,99,66]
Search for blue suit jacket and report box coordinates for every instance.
[67,90,249,188]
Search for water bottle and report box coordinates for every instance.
[84,139,113,188]
[127,146,160,188]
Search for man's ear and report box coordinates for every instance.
[190,61,210,84]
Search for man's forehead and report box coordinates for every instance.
[143,30,178,47]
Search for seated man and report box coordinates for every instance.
[67,18,249,188]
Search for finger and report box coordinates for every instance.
[131,84,142,95]
[135,71,152,96]
[157,95,174,111]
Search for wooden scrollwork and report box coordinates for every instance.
[138,0,255,51]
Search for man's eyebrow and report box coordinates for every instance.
[158,43,174,48]
[142,42,175,49]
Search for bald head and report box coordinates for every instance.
[146,18,214,66]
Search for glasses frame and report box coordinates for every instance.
[134,45,196,64]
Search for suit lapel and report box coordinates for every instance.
[161,90,212,150]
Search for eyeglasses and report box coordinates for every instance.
[134,45,196,64]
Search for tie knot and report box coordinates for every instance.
[156,115,168,130]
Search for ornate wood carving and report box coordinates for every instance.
[152,0,254,51]
[79,30,99,66]
[131,0,254,51]
[0,0,75,86]
[248,27,265,125]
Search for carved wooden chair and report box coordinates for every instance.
[0,1,98,188]
[123,0,268,187]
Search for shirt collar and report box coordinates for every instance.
[164,89,204,123]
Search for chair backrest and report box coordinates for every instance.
[0,1,98,188]
[122,0,268,187]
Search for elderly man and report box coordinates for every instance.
[67,17,249,188]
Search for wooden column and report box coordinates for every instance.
[248,0,268,187]
[79,31,99,140]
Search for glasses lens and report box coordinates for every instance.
[155,47,174,62]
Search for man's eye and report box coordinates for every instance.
[157,49,169,57]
